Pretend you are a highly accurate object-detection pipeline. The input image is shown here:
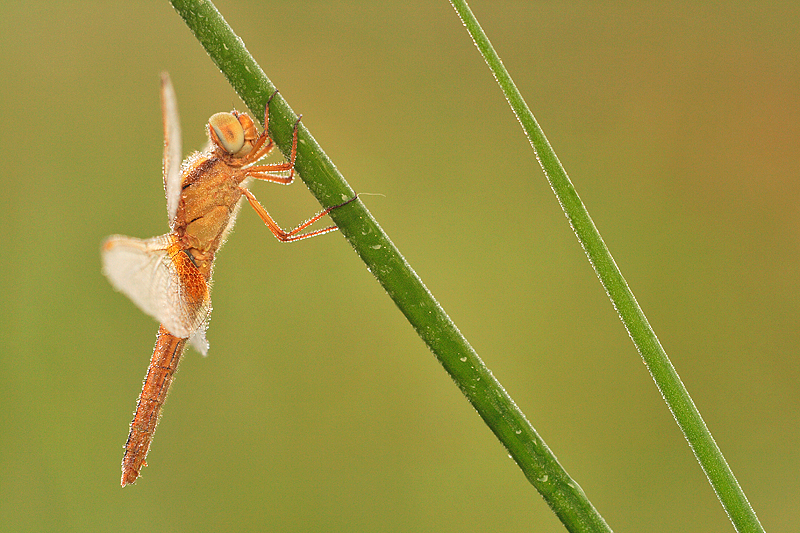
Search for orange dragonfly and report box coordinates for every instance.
[102,72,352,486]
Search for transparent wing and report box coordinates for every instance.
[189,329,210,357]
[101,234,211,348]
[161,72,183,229]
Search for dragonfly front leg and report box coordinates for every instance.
[243,116,303,184]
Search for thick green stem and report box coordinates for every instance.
[448,1,765,532]
[170,0,611,531]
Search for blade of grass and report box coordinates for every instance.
[447,1,765,532]
[170,0,611,531]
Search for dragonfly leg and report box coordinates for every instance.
[240,187,357,242]
[243,115,302,183]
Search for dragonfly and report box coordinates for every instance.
[102,72,353,487]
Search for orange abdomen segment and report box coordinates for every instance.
[121,326,187,486]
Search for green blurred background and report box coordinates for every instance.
[1,1,798,531]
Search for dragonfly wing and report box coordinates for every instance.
[161,72,183,229]
[169,246,213,345]
[101,234,211,347]
[189,329,210,356]
[102,234,174,324]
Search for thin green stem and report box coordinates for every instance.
[170,0,611,531]
[448,1,765,532]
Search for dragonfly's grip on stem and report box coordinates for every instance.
[121,326,188,486]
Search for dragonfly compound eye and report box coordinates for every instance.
[209,112,246,155]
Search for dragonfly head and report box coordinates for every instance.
[208,111,257,158]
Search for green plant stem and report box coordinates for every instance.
[448,1,765,533]
[170,0,611,531]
